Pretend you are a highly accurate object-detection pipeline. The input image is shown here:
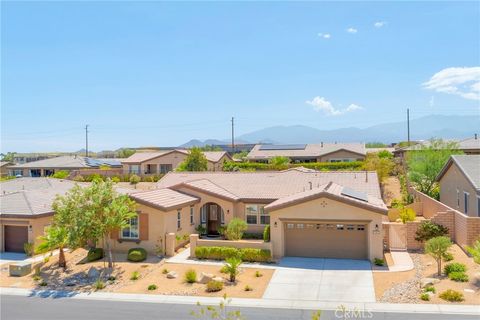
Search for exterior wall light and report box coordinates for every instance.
[274,221,278,228]
[373,224,380,235]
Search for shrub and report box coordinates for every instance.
[415,221,449,242]
[390,199,403,209]
[87,248,104,262]
[129,174,141,186]
[443,252,454,262]
[130,271,140,280]
[206,280,223,292]
[111,177,120,183]
[444,263,467,275]
[424,286,436,293]
[52,170,69,179]
[32,275,41,281]
[94,279,105,290]
[23,242,34,257]
[185,269,197,284]
[39,280,47,286]
[420,293,430,301]
[225,218,248,240]
[73,174,85,182]
[223,257,242,282]
[195,225,207,235]
[240,248,271,262]
[222,161,364,172]
[194,246,271,262]
[263,225,270,242]
[466,239,480,264]
[255,271,263,278]
[439,289,464,302]
[147,284,157,291]
[448,272,469,282]
[374,258,385,266]
[85,174,103,182]
[242,233,263,240]
[162,268,169,274]
[107,275,116,281]
[399,207,416,223]
[244,285,253,291]
[127,248,147,262]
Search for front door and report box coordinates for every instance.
[207,204,219,235]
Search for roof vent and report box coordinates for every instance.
[321,142,323,147]
[475,133,478,140]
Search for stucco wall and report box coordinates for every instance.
[268,197,384,261]
[0,215,53,252]
[317,150,365,162]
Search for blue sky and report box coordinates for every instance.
[1,1,479,152]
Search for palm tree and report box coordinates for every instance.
[37,226,69,269]
[223,257,242,282]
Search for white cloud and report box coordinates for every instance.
[423,67,480,101]
[305,97,364,116]
[346,27,358,34]
[317,33,331,39]
[374,21,386,28]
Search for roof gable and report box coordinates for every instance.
[436,155,480,191]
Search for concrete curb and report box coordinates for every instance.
[1,287,479,315]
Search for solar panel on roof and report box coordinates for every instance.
[259,144,307,151]
[341,187,368,202]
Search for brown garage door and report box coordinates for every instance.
[4,226,28,253]
[284,221,368,259]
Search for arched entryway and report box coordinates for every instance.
[200,202,225,235]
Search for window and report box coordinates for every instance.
[129,165,140,174]
[177,210,181,229]
[245,204,268,225]
[357,225,365,231]
[457,189,460,208]
[220,209,225,225]
[190,206,194,225]
[296,223,304,229]
[11,170,23,176]
[477,196,480,217]
[160,164,173,174]
[287,223,294,229]
[200,206,206,224]
[121,216,139,239]
[346,225,355,230]
[306,224,314,229]
[336,224,344,230]
[464,192,469,214]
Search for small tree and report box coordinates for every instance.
[362,152,394,182]
[129,174,141,188]
[37,226,69,270]
[425,236,452,276]
[466,239,480,264]
[415,221,449,242]
[177,147,208,172]
[269,156,290,167]
[398,207,416,223]
[223,257,242,282]
[224,218,248,240]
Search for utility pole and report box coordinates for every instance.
[85,125,89,157]
[231,117,235,153]
[407,108,410,145]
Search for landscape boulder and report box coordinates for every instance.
[420,277,440,288]
[166,271,178,279]
[198,272,215,284]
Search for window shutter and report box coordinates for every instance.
[139,213,149,240]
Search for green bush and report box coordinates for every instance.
[23,242,34,257]
[129,174,141,185]
[111,177,121,183]
[374,258,385,266]
[255,271,263,278]
[225,218,248,240]
[399,207,416,223]
[162,268,169,274]
[443,252,454,262]
[415,221,449,242]
[206,280,223,292]
[444,263,467,275]
[448,272,469,282]
[420,293,430,301]
[130,271,140,280]
[185,269,197,284]
[94,279,106,290]
[147,284,157,290]
[424,286,436,293]
[52,170,70,179]
[194,246,271,262]
[85,174,104,182]
[263,225,270,242]
[87,248,104,262]
[244,285,253,291]
[127,248,147,262]
[222,161,364,172]
[439,289,464,302]
[73,174,85,182]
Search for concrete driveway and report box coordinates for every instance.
[0,252,27,266]
[263,257,375,302]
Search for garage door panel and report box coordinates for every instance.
[285,222,367,259]
[4,225,28,253]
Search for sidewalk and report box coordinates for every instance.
[1,287,479,316]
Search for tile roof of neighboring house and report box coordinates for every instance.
[264,182,387,213]
[436,155,480,192]
[394,136,480,153]
[366,147,395,153]
[174,179,239,201]
[157,170,382,201]
[246,143,366,160]
[121,150,230,164]
[8,156,122,169]
[0,161,12,167]
[129,188,200,211]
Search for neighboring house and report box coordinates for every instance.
[121,150,232,175]
[393,134,480,159]
[246,143,366,163]
[11,153,60,165]
[436,155,480,217]
[108,169,387,260]
[0,161,13,177]
[7,156,122,177]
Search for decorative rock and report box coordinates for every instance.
[420,277,440,288]
[212,276,225,282]
[426,262,433,266]
[198,272,214,284]
[9,262,32,277]
[464,289,475,293]
[166,271,178,279]
[87,267,100,280]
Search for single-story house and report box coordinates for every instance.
[393,134,480,159]
[436,155,480,217]
[0,161,13,177]
[7,156,122,177]
[107,169,387,261]
[246,143,366,163]
[121,150,232,175]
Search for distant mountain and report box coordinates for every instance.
[179,114,479,146]
[179,138,250,148]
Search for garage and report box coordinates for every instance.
[284,221,368,259]
[4,225,28,253]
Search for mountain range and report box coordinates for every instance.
[179,115,479,147]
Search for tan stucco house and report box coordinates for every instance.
[121,150,231,175]
[246,143,366,163]
[436,155,480,217]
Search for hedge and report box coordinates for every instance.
[223,161,364,172]
[195,246,271,262]
[87,248,104,262]
[127,247,147,262]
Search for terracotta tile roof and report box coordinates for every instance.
[174,179,239,201]
[246,143,366,160]
[157,170,382,200]
[121,150,230,164]
[129,188,200,211]
[264,182,387,213]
